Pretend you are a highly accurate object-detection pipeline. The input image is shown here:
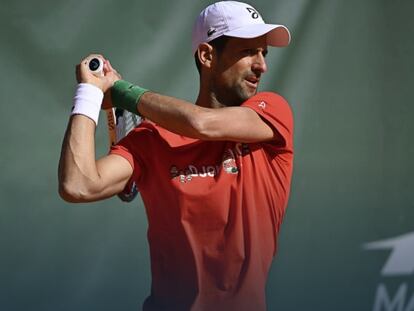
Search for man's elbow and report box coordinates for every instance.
[58,181,92,203]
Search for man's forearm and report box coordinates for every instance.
[110,80,220,140]
[137,92,209,139]
[58,115,100,202]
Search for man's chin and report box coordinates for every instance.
[217,86,256,106]
[239,88,256,102]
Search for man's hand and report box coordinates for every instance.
[76,54,121,94]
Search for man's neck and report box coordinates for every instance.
[196,78,227,108]
[195,91,225,109]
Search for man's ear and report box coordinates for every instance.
[197,43,214,69]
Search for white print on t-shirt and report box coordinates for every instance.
[258,101,266,110]
[170,143,250,183]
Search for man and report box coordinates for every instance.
[59,1,293,310]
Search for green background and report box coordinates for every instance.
[1,0,413,310]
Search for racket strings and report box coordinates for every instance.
[115,109,142,143]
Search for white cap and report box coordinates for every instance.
[192,1,291,54]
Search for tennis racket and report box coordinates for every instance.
[88,57,141,202]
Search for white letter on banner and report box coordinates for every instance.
[373,283,407,311]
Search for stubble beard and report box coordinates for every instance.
[214,79,256,107]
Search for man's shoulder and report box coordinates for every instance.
[242,92,292,119]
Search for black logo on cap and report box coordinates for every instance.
[207,27,216,37]
[246,7,260,19]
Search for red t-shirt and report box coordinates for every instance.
[110,92,294,311]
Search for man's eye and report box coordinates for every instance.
[242,49,267,57]
[242,49,254,55]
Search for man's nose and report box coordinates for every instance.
[252,53,267,73]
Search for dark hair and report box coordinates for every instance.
[194,35,230,73]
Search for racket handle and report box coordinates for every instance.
[106,109,117,147]
[89,57,104,76]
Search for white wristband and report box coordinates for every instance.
[71,83,104,126]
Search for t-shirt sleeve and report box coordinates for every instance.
[241,92,293,150]
[109,129,145,189]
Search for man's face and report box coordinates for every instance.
[210,35,268,106]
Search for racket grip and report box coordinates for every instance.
[89,57,104,76]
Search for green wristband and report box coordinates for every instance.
[111,80,149,115]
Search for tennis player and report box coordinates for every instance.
[59,1,294,310]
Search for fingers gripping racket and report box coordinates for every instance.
[89,57,141,202]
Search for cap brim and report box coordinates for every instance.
[224,24,291,47]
